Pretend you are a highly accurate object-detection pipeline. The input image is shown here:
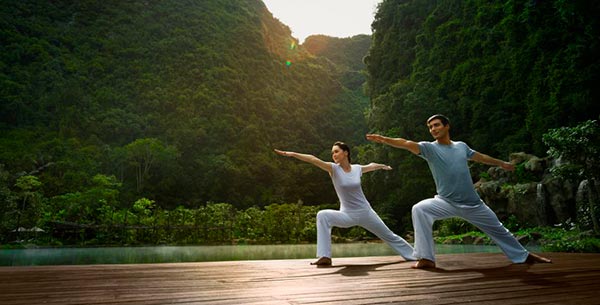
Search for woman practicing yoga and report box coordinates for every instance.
[275,142,416,266]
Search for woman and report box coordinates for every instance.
[275,142,416,266]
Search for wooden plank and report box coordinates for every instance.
[0,253,599,305]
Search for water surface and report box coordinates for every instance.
[0,243,521,266]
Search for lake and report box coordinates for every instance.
[0,243,531,266]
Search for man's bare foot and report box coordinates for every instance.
[411,258,436,269]
[310,257,332,266]
[525,253,552,264]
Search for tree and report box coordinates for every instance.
[124,138,178,193]
[543,119,600,233]
[46,174,121,224]
[14,175,43,239]
[364,0,600,233]
[0,165,17,242]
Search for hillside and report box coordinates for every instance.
[361,0,600,232]
[0,0,369,211]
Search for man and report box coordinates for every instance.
[366,114,551,268]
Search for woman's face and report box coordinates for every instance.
[331,145,348,164]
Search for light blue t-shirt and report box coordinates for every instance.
[417,141,482,206]
[330,163,371,211]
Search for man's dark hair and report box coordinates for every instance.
[333,141,351,163]
[427,114,450,126]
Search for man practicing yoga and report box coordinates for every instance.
[367,114,551,268]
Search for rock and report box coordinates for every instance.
[506,182,544,225]
[517,235,530,245]
[475,152,582,227]
[476,180,509,219]
[442,238,458,244]
[487,167,510,181]
[543,176,576,224]
[473,236,486,245]
[529,232,543,240]
[510,152,536,164]
[576,179,600,231]
[523,156,547,173]
[461,235,474,244]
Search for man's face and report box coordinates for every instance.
[427,119,448,140]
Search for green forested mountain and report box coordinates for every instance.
[304,34,371,70]
[0,0,369,215]
[363,0,600,231]
[2,0,598,243]
[303,34,372,141]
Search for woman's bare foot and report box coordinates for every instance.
[310,257,332,266]
[525,253,552,264]
[411,258,436,269]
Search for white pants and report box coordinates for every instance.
[411,196,529,263]
[316,208,416,260]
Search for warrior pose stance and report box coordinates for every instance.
[367,114,552,268]
[275,142,416,266]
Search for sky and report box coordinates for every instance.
[261,0,383,43]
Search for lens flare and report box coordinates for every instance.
[289,41,297,50]
[285,60,292,67]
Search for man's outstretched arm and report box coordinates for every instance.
[471,152,515,171]
[366,134,420,155]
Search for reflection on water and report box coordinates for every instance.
[1,243,530,266]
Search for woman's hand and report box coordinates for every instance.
[362,163,392,173]
[274,149,332,173]
[274,149,293,157]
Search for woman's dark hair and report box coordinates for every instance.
[427,114,450,126]
[333,141,351,163]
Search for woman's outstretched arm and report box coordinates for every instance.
[274,149,332,173]
[361,163,392,174]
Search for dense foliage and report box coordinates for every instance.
[0,0,373,244]
[362,0,600,232]
[543,120,600,233]
[2,0,599,247]
[302,34,372,141]
[434,216,600,253]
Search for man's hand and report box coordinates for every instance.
[366,134,420,155]
[500,161,515,172]
[366,134,387,144]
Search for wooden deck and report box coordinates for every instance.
[1,252,599,305]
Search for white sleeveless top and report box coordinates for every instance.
[330,163,371,212]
